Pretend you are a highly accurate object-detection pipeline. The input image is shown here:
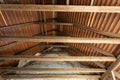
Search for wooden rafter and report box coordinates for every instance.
[114,71,120,79]
[101,56,120,80]
[0,29,56,50]
[0,43,45,66]
[0,56,116,61]
[68,46,106,68]
[0,21,120,38]
[1,75,101,79]
[0,67,106,73]
[0,44,69,51]
[84,44,114,56]
[0,36,120,44]
[0,4,120,13]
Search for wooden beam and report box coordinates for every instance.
[73,24,120,38]
[0,22,72,30]
[101,56,120,80]
[69,46,105,68]
[0,43,46,66]
[84,44,114,56]
[114,71,120,79]
[0,29,56,50]
[42,51,69,54]
[0,44,69,51]
[40,44,70,48]
[0,67,106,73]
[1,75,101,79]
[1,21,120,38]
[0,4,120,13]
[0,56,116,62]
[111,71,116,80]
[0,36,120,44]
[56,22,120,38]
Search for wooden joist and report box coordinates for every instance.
[0,4,120,13]
[73,24,120,38]
[1,21,119,38]
[0,29,56,50]
[101,56,120,80]
[0,67,106,73]
[114,71,120,79]
[69,46,106,68]
[0,36,120,44]
[0,44,69,51]
[40,44,69,48]
[0,56,116,62]
[0,22,72,30]
[1,75,101,79]
[84,44,114,56]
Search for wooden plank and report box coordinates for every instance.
[73,24,120,38]
[40,44,69,48]
[0,56,116,61]
[101,56,120,80]
[84,44,114,56]
[0,22,72,30]
[0,67,106,73]
[111,71,116,80]
[0,44,69,51]
[1,21,120,38]
[0,43,45,66]
[0,4,120,13]
[114,71,120,79]
[1,75,101,79]
[0,36,120,44]
[69,46,105,68]
[0,29,56,50]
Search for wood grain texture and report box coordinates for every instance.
[0,36,120,44]
[1,75,101,79]
[0,56,116,61]
[102,56,120,80]
[0,4,120,13]
[0,67,106,73]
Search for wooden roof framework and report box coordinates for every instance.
[0,0,120,80]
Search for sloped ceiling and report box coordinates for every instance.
[0,0,120,79]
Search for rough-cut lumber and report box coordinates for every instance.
[1,75,101,79]
[0,44,69,51]
[101,56,120,80]
[40,44,70,48]
[73,24,120,38]
[1,21,119,38]
[69,46,105,68]
[0,43,45,66]
[114,71,120,79]
[0,22,72,30]
[0,56,116,62]
[0,4,120,13]
[0,67,106,73]
[84,44,114,56]
[0,36,120,44]
[0,29,56,50]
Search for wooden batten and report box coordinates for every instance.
[0,67,106,73]
[0,4,120,13]
[0,56,116,62]
[0,36,120,44]
[1,75,101,79]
